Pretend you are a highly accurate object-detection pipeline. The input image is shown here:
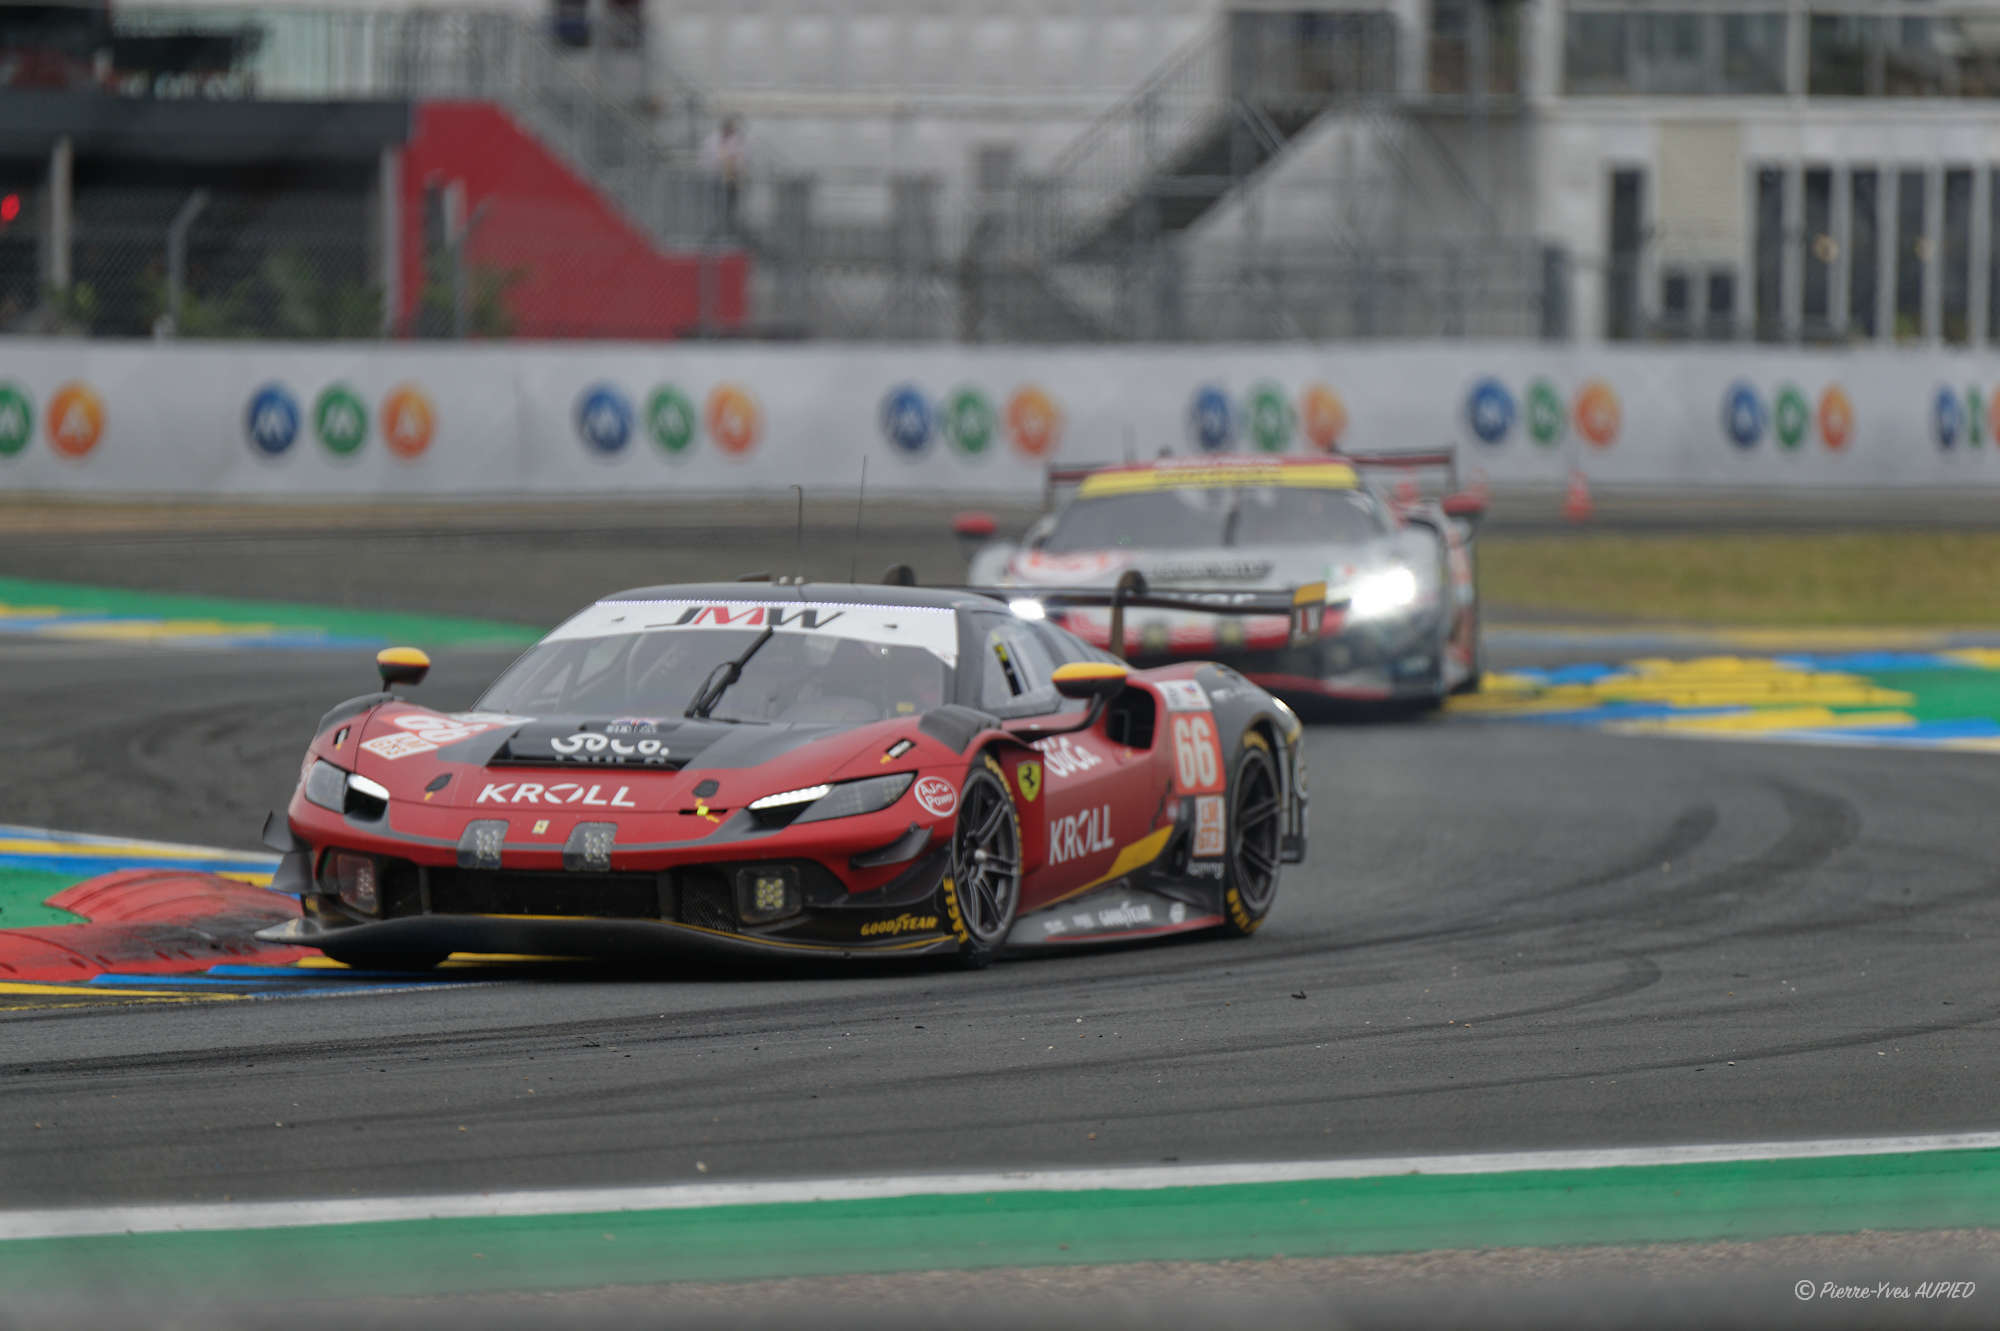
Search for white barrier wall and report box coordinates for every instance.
[1,339,1998,496]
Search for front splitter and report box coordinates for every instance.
[256,914,961,963]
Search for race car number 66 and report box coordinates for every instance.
[1171,714,1223,794]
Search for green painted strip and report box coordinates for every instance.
[0,575,539,648]
[1873,668,2000,724]
[5,1148,1998,1298]
[0,869,85,928]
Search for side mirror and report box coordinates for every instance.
[377,646,431,688]
[1051,661,1129,703]
[1441,491,1488,520]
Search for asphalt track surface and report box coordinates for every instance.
[0,520,1997,1324]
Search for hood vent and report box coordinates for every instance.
[492,722,690,771]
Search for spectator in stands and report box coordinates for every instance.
[704,116,746,235]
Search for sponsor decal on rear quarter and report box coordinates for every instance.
[913,776,957,817]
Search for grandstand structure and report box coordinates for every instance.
[4,0,2000,345]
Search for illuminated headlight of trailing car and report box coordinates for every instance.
[1345,566,1422,621]
[303,760,391,819]
[747,773,916,827]
[1007,598,1047,622]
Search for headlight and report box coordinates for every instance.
[748,773,915,825]
[303,760,390,819]
[304,760,349,813]
[1346,566,1420,620]
[1008,598,1047,621]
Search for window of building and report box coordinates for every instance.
[1721,13,1786,94]
[1896,168,1927,340]
[1605,168,1644,340]
[1802,167,1834,338]
[1705,269,1736,340]
[1944,167,1973,344]
[1430,1,1525,98]
[1566,8,1789,96]
[1809,15,1876,96]
[1753,166,1785,342]
[1809,13,2000,98]
[1659,267,1690,337]
[1849,169,1880,338]
[1564,12,1628,93]
[1989,170,2000,345]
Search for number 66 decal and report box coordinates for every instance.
[1171,713,1224,795]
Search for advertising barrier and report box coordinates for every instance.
[2,339,1999,497]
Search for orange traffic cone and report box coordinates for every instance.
[1563,467,1593,523]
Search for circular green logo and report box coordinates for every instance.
[314,384,368,457]
[1246,381,1294,453]
[647,386,695,454]
[1774,386,1809,449]
[0,383,32,457]
[942,388,995,456]
[1526,379,1566,447]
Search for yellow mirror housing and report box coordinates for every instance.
[1051,660,1129,702]
[377,646,431,688]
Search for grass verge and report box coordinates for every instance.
[1481,531,2000,628]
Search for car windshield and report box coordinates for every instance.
[476,601,957,725]
[1041,486,1384,552]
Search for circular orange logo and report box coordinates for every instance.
[46,382,104,459]
[705,384,760,456]
[1005,385,1062,458]
[1299,383,1347,453]
[1573,380,1621,449]
[1818,385,1853,450]
[380,385,435,460]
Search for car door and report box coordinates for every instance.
[964,613,1166,914]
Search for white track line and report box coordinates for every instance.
[4,1130,1998,1242]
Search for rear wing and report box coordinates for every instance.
[961,574,1330,661]
[1043,460,1120,508]
[1045,449,1479,510]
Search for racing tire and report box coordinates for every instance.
[1219,733,1282,937]
[942,755,1021,969]
[319,947,449,973]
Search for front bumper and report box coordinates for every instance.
[256,910,960,962]
[261,838,963,962]
[1126,612,1446,701]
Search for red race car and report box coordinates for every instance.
[257,581,1314,970]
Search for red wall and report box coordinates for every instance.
[399,101,747,339]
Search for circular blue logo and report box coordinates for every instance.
[245,383,299,457]
[1466,378,1515,445]
[1934,386,1964,449]
[1189,386,1234,452]
[576,383,632,455]
[1722,381,1765,449]
[880,384,933,455]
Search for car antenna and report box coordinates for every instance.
[848,456,868,583]
[791,483,805,576]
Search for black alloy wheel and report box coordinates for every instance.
[946,756,1021,967]
[1221,733,1282,936]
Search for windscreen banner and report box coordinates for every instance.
[0,338,1995,495]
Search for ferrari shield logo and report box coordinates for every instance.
[532,819,550,835]
[1017,761,1043,803]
